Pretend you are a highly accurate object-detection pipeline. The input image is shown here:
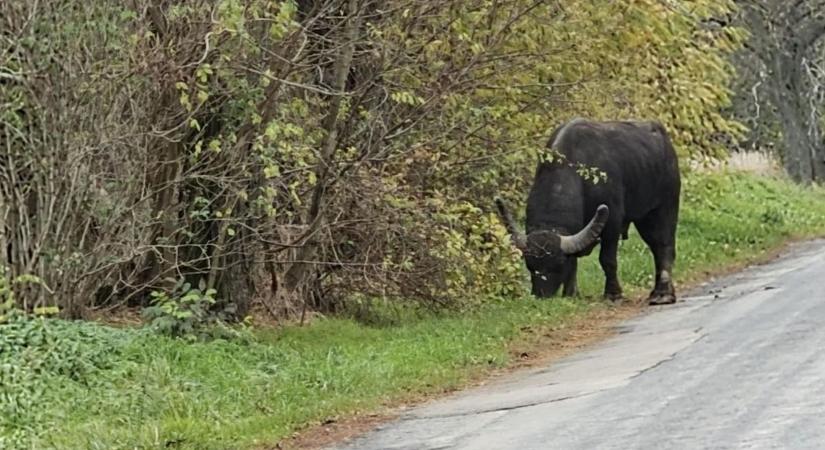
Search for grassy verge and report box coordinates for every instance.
[3,171,825,450]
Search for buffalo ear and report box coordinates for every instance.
[494,197,527,251]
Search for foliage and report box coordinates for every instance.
[3,171,824,449]
[0,267,51,323]
[0,314,131,448]
[1,0,746,318]
[142,278,241,340]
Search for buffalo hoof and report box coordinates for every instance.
[648,293,676,306]
[603,292,624,303]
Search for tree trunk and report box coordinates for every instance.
[730,0,825,183]
[278,0,363,311]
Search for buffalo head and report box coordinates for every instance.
[494,198,609,297]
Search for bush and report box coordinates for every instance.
[1,0,744,319]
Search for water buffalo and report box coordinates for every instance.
[495,118,681,305]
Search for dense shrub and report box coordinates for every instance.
[1,0,743,319]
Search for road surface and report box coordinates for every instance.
[335,239,825,449]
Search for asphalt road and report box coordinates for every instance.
[335,239,825,450]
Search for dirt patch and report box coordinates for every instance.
[269,413,395,450]
[278,237,817,450]
[84,306,144,327]
[503,300,642,372]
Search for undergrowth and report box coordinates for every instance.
[2,171,825,449]
[0,313,133,449]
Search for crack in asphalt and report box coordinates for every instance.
[409,392,599,420]
[628,329,707,381]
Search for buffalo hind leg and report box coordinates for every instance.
[599,237,622,301]
[649,244,676,305]
[636,209,677,305]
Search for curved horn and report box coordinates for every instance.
[559,204,609,255]
[494,197,527,250]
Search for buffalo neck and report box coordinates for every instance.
[524,162,584,235]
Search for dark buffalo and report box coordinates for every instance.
[495,118,681,305]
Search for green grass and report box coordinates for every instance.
[9,300,590,450]
[4,171,825,449]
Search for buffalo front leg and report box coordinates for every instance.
[599,238,622,301]
[562,258,578,297]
